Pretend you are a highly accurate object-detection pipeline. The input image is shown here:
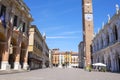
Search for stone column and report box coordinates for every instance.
[14,33,22,70]
[68,54,72,68]
[14,47,21,70]
[58,53,62,68]
[115,58,118,72]
[1,43,10,70]
[110,53,114,72]
[117,58,120,72]
[23,48,29,70]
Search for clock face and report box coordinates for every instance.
[85,14,93,21]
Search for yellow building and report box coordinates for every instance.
[0,0,33,70]
[51,49,78,68]
[71,52,79,68]
[28,25,49,70]
[51,49,59,67]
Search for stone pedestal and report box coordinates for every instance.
[1,61,10,70]
[68,64,72,68]
[14,62,21,70]
[23,63,28,70]
[58,65,62,68]
[42,62,46,68]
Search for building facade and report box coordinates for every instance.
[42,35,49,68]
[78,41,85,68]
[92,5,120,72]
[28,25,49,70]
[51,49,78,68]
[28,25,43,70]
[71,52,79,68]
[51,49,59,67]
[0,0,33,70]
[82,0,94,67]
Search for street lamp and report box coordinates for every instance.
[83,56,86,68]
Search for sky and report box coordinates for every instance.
[24,0,120,52]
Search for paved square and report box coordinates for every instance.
[0,68,120,80]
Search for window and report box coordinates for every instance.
[97,40,99,50]
[101,38,103,48]
[22,22,26,32]
[114,25,118,41]
[0,5,6,17]
[13,15,18,26]
[106,34,109,46]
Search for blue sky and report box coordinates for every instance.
[24,0,120,52]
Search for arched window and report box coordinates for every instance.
[113,25,118,41]
[97,40,99,50]
[106,33,109,46]
[101,37,104,48]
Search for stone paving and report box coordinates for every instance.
[0,68,120,80]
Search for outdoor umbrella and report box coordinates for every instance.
[92,63,106,67]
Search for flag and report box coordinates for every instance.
[0,13,6,28]
[16,23,23,31]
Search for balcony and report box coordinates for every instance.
[93,39,120,53]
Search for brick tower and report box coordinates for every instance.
[82,0,94,67]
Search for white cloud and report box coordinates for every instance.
[58,31,81,36]
[63,31,81,34]
[46,36,79,39]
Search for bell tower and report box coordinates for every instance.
[82,0,94,67]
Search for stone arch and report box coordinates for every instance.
[102,32,105,47]
[112,24,118,41]
[8,37,17,69]
[106,32,110,46]
[100,35,104,49]
[96,39,99,50]
[0,32,6,69]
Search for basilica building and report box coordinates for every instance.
[0,0,33,70]
[92,5,120,72]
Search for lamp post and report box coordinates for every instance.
[84,56,86,69]
[49,49,52,68]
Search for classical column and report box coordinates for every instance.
[110,53,114,72]
[42,54,46,68]
[116,58,119,72]
[23,48,29,70]
[1,43,10,70]
[14,33,22,70]
[114,58,118,72]
[68,54,72,68]
[14,47,21,70]
[58,53,62,68]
